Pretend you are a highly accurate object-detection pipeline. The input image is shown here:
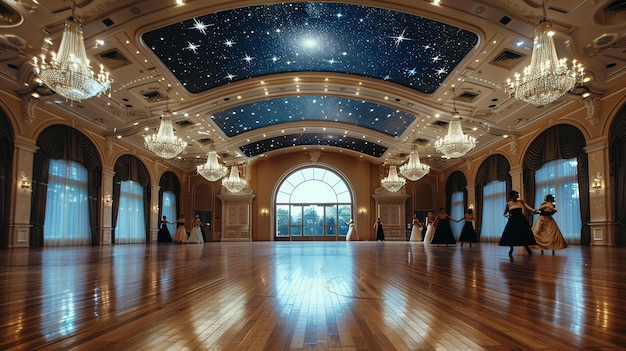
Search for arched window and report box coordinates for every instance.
[275,167,352,241]
[534,158,581,244]
[115,180,146,244]
[481,180,507,242]
[43,159,91,246]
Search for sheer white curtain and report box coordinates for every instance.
[534,158,581,244]
[43,159,91,246]
[115,180,146,244]
[162,191,176,236]
[450,191,464,239]
[481,180,507,242]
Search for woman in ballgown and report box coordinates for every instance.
[456,209,478,247]
[423,212,435,243]
[373,218,385,241]
[431,207,456,246]
[157,215,173,243]
[345,219,358,241]
[409,214,423,242]
[173,214,187,244]
[187,215,205,244]
[531,194,567,255]
[499,190,537,256]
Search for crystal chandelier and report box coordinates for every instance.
[506,1,584,105]
[197,150,228,181]
[222,165,247,193]
[435,89,476,158]
[381,165,406,192]
[399,145,430,181]
[144,94,186,159]
[32,0,111,103]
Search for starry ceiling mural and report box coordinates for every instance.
[142,2,479,158]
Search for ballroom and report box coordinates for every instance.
[1,0,626,349]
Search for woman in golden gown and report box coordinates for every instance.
[531,194,567,255]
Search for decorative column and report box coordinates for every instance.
[585,139,613,245]
[150,184,161,242]
[509,165,523,195]
[372,187,410,241]
[7,139,38,247]
[218,188,255,241]
[100,166,115,244]
[466,183,476,211]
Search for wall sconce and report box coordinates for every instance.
[103,193,113,207]
[358,207,366,215]
[592,171,603,192]
[152,205,159,213]
[260,208,269,215]
[19,172,32,192]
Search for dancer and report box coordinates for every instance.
[157,215,173,243]
[173,214,187,244]
[423,212,435,243]
[456,209,478,247]
[373,218,385,241]
[499,190,537,256]
[345,219,359,241]
[531,194,567,255]
[187,215,205,244]
[409,214,423,242]
[431,207,456,246]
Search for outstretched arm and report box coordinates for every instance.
[521,200,535,212]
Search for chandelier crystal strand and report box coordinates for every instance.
[381,165,406,192]
[32,1,111,103]
[222,166,247,193]
[435,118,476,158]
[506,2,584,105]
[197,150,228,181]
[399,146,430,181]
[144,109,187,159]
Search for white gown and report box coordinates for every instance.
[423,222,435,244]
[346,223,357,241]
[409,220,422,241]
[187,221,204,244]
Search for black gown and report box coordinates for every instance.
[157,220,173,243]
[458,221,478,243]
[375,223,385,241]
[499,208,537,246]
[431,217,456,245]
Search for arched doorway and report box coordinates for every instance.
[274,166,353,241]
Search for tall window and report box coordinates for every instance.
[481,180,507,242]
[115,180,146,243]
[275,167,352,240]
[43,159,91,246]
[534,158,581,244]
[162,191,177,236]
[450,191,464,238]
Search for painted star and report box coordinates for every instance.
[436,67,448,75]
[424,44,432,50]
[390,28,414,48]
[407,68,417,76]
[271,56,279,63]
[225,73,236,80]
[224,39,236,47]
[325,58,338,65]
[431,55,442,63]
[243,54,254,64]
[383,74,391,80]
[191,18,212,35]
[185,41,200,54]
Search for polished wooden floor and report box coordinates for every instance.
[1,241,625,350]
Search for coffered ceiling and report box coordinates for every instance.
[1,0,625,169]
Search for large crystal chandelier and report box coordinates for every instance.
[222,165,247,193]
[32,0,111,103]
[435,89,476,158]
[506,1,584,105]
[381,165,406,192]
[144,95,186,159]
[399,145,430,181]
[197,150,228,181]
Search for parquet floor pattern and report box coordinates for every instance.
[0,242,625,350]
